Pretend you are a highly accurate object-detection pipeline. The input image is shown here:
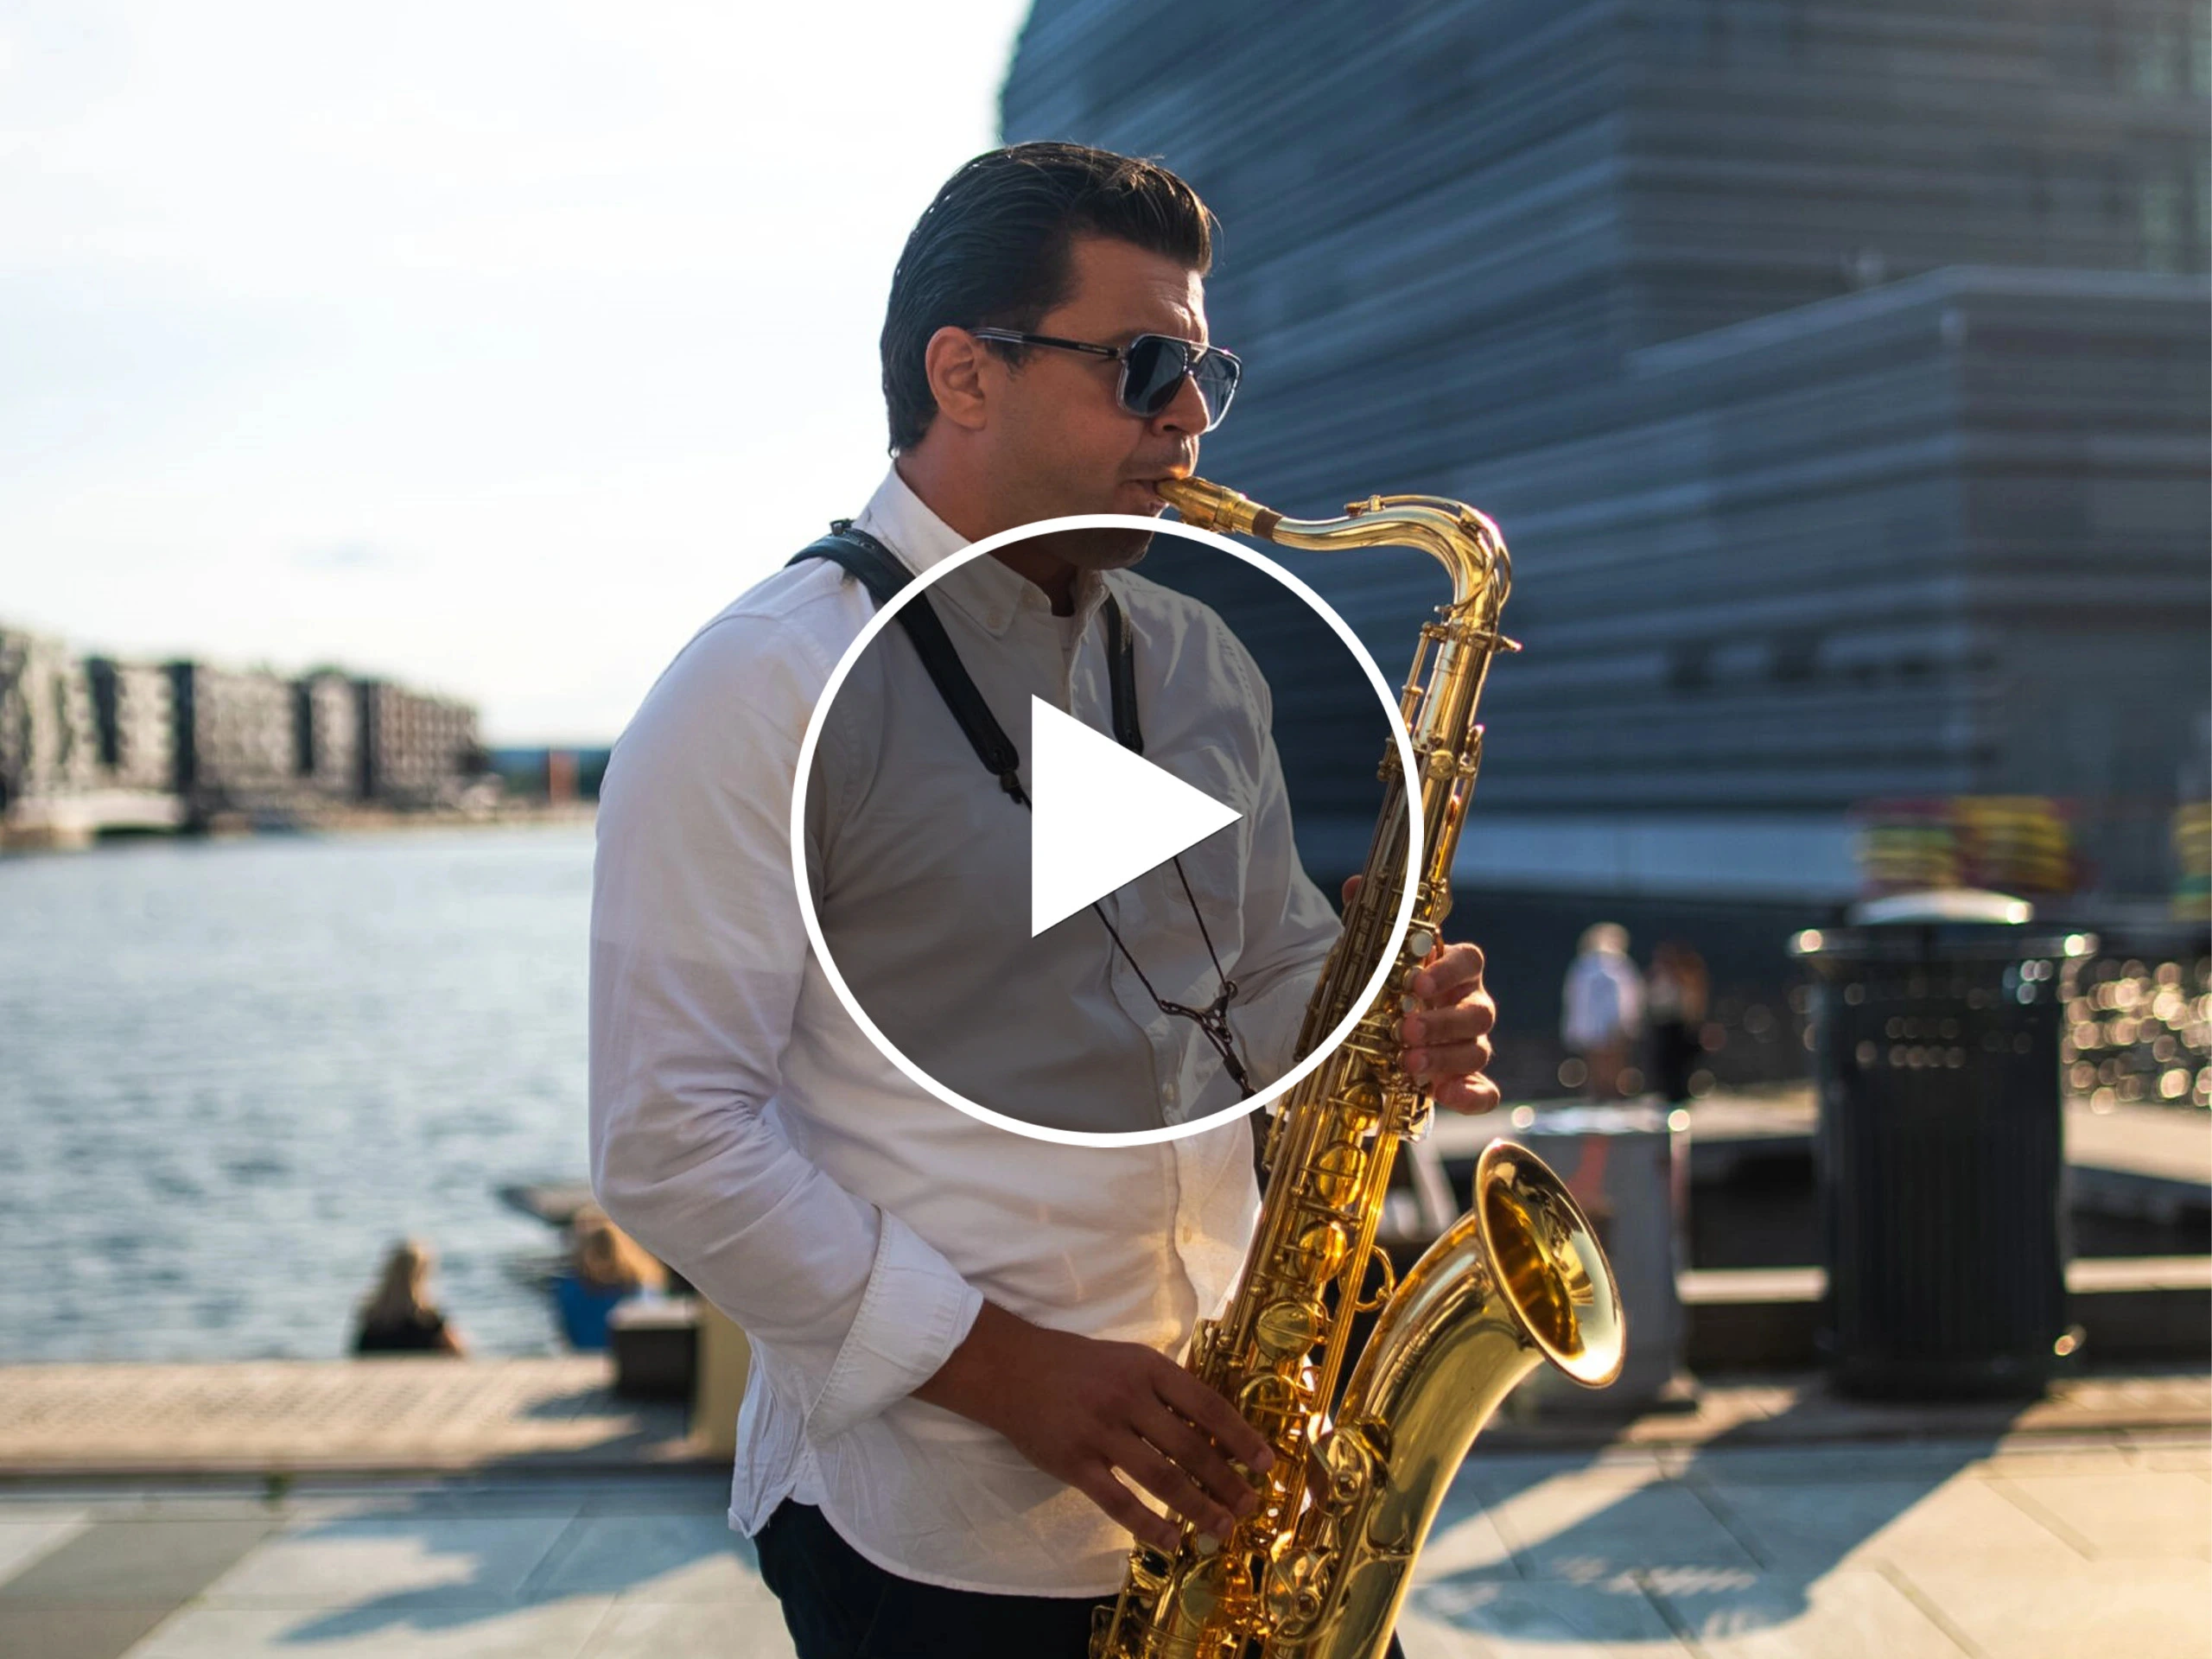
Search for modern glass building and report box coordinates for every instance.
[1002,0,2210,899]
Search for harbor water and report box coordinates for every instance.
[1,823,596,1361]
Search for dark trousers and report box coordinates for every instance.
[754,1499,1410,1658]
[754,1501,1100,1656]
[1651,1017,1700,1104]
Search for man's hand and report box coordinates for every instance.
[912,1301,1273,1554]
[1344,874,1501,1116]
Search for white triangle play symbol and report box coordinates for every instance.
[1030,696,1241,938]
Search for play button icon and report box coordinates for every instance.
[789,514,1421,1143]
[1029,696,1242,937]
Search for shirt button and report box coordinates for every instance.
[1178,1222,1198,1247]
[1161,1083,1178,1103]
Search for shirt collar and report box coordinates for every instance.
[851,463,968,579]
[853,464,1112,639]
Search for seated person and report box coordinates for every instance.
[353,1237,467,1356]
[553,1204,669,1351]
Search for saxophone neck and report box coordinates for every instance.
[1156,476,1510,618]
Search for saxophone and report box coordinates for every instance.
[1092,478,1626,1659]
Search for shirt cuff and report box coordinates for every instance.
[805,1208,984,1441]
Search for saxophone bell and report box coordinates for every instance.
[1297,1142,1624,1654]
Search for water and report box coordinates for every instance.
[0,823,596,1361]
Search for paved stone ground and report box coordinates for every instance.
[2,1354,2203,1655]
[5,1356,2203,1477]
[0,1357,689,1477]
[1,1424,2205,1658]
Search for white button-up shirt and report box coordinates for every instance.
[588,465,1341,1595]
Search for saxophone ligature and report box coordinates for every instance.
[1092,479,1626,1659]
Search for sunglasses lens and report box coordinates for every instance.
[1120,337,1242,430]
[1120,335,1192,418]
[1192,352,1239,429]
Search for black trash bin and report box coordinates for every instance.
[1790,893,2097,1399]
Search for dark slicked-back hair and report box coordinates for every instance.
[880,142,1216,453]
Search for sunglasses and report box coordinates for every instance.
[969,328,1243,432]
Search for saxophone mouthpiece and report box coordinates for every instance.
[1156,475,1282,541]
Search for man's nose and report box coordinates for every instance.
[1151,367,1212,436]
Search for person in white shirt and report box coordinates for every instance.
[588,141,1501,1657]
[1560,922,1645,1099]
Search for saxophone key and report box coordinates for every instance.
[1281,1219,1347,1281]
[1252,1296,1327,1359]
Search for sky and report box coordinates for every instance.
[2,0,1036,742]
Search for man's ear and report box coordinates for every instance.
[922,326,992,434]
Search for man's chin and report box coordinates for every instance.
[1021,524,1153,570]
[1091,525,1154,569]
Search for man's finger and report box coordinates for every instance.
[1141,1407,1262,1522]
[1150,1366,1273,1474]
[1410,942,1485,1000]
[1433,1075,1503,1115]
[1407,1036,1494,1079]
[1117,1434,1240,1540]
[1402,1000,1496,1047]
[1083,1465,1179,1554]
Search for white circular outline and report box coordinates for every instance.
[788,512,1421,1147]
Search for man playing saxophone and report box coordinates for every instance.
[589,141,1501,1656]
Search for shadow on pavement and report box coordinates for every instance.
[265,1462,753,1650]
[1408,1388,2009,1647]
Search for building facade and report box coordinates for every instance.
[357,680,481,808]
[168,663,302,810]
[295,670,361,801]
[0,628,101,810]
[0,625,486,838]
[1001,0,2211,898]
[86,657,177,794]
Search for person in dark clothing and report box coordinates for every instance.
[353,1236,467,1356]
[1646,941,1711,1105]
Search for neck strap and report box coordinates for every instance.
[788,522,1141,791]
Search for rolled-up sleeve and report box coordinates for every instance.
[588,601,982,1440]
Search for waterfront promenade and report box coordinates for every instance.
[1,1357,2204,1657]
